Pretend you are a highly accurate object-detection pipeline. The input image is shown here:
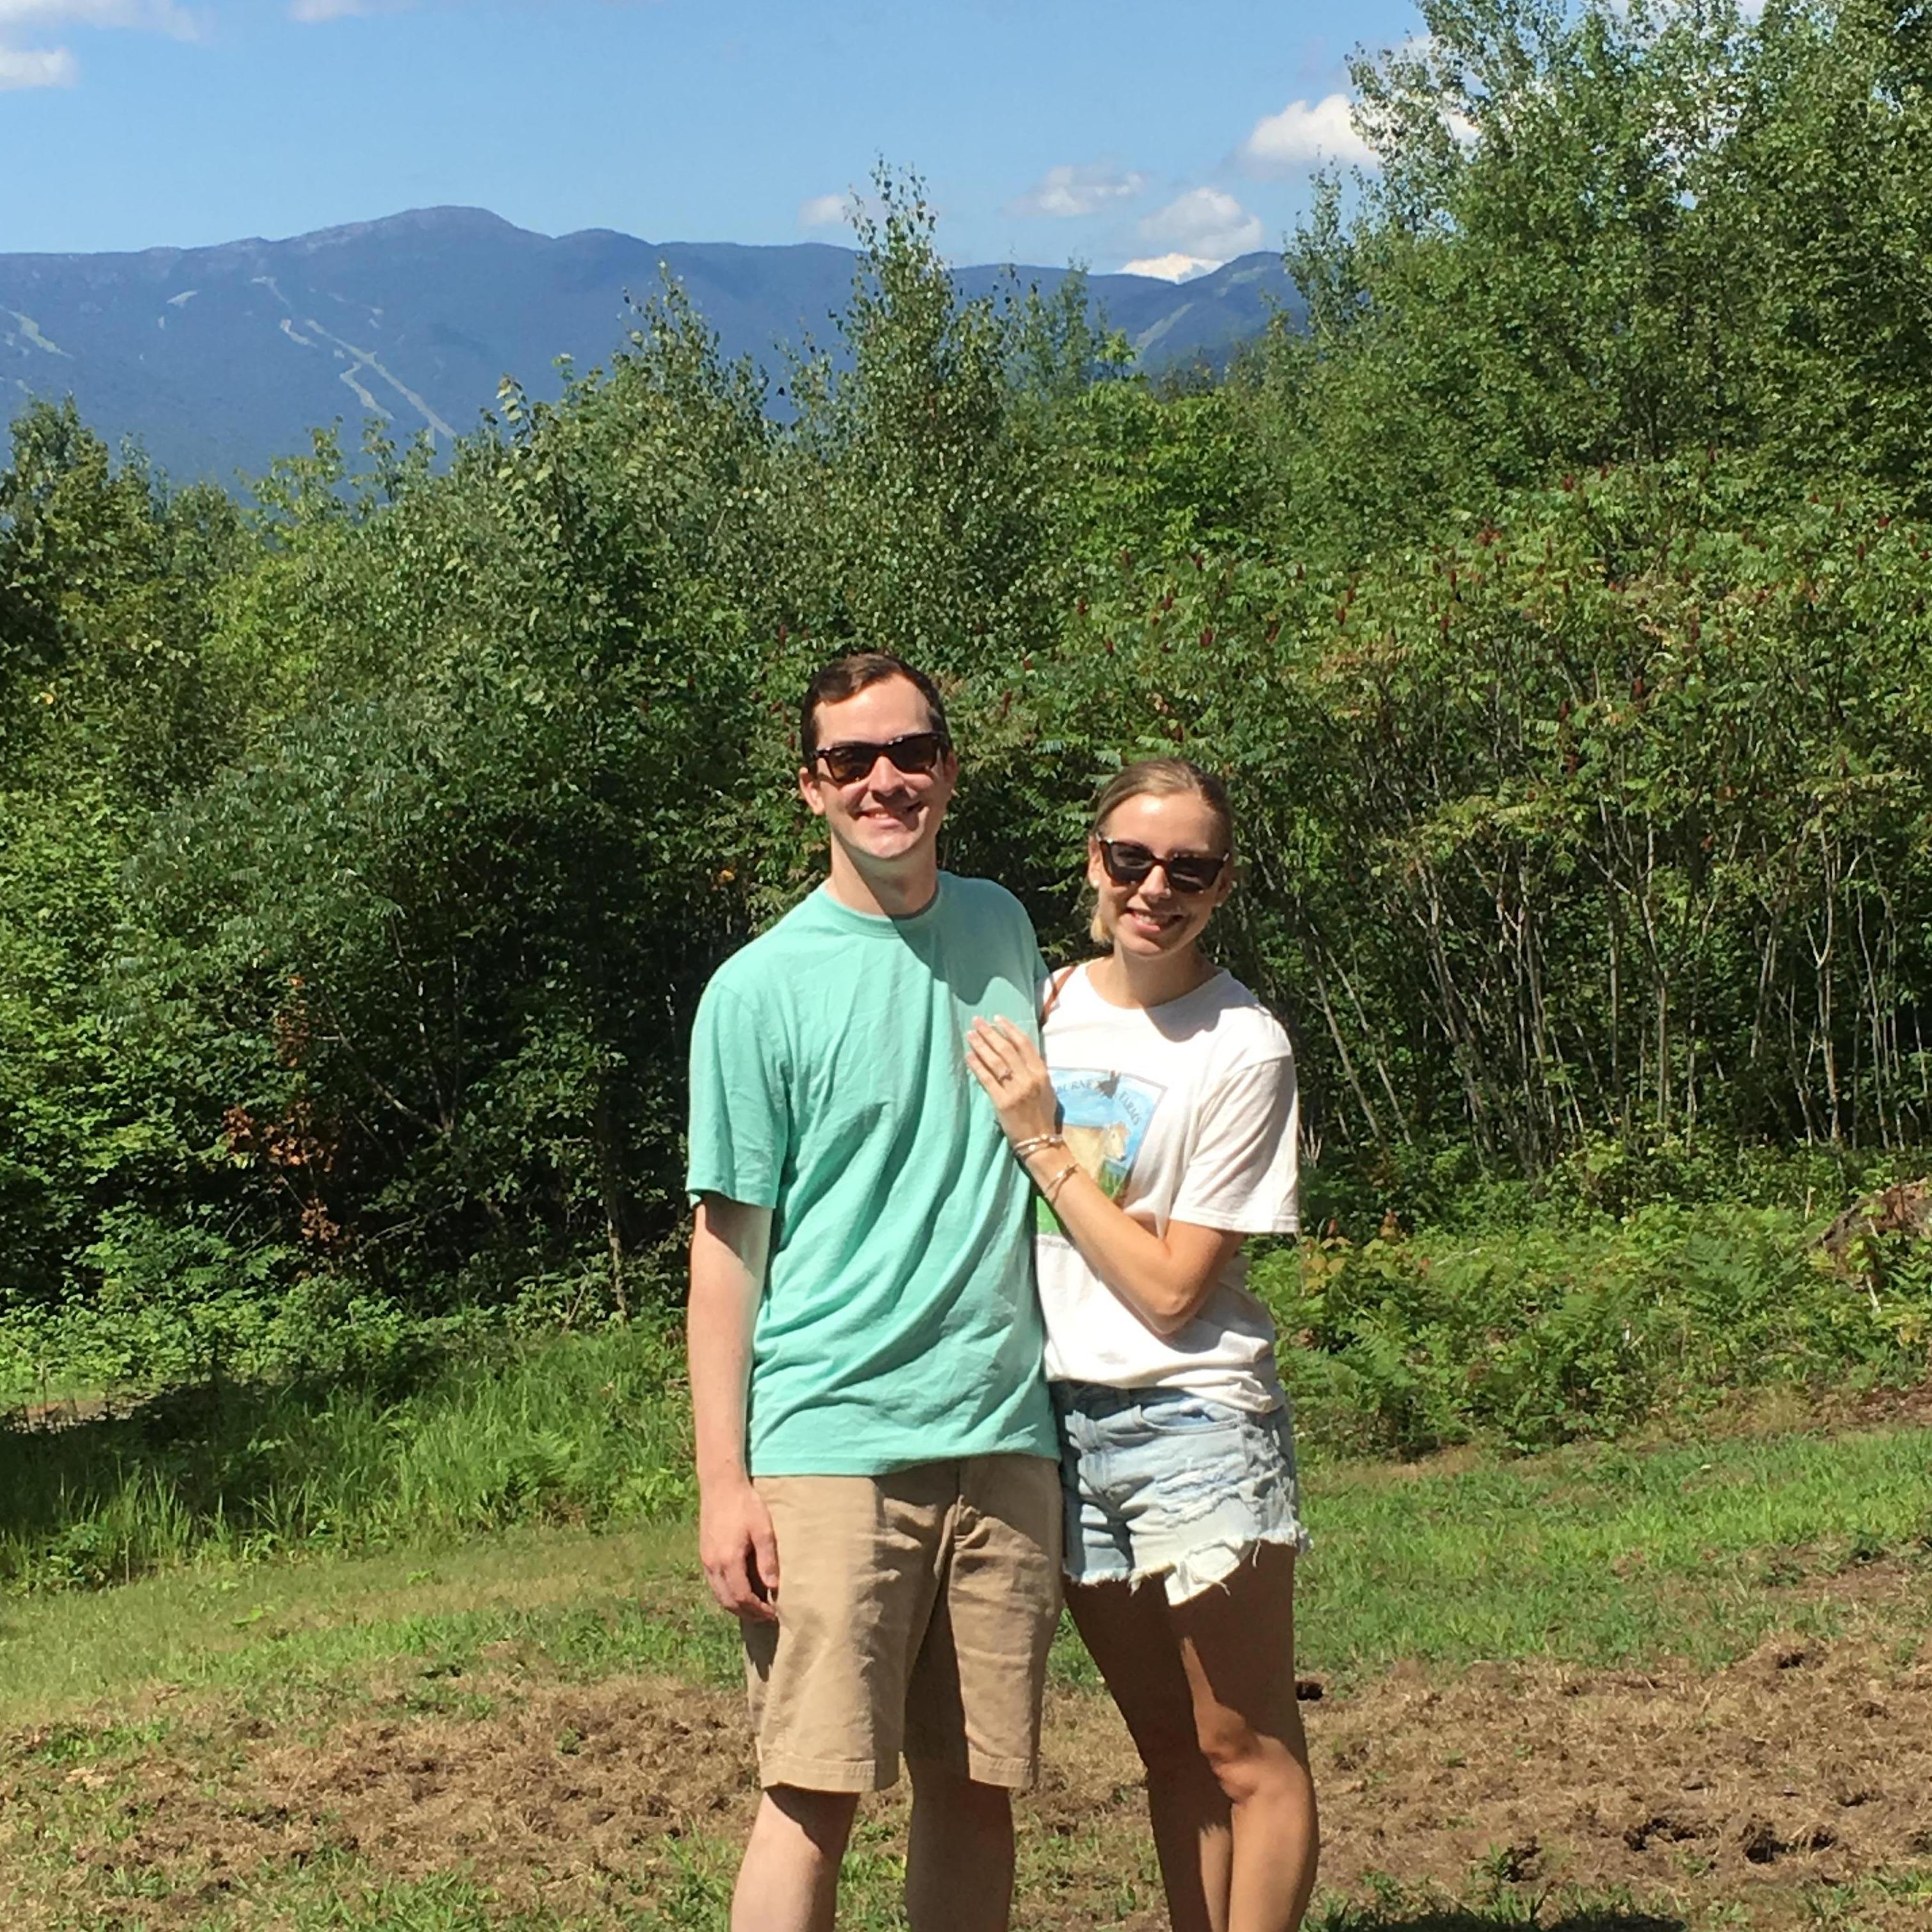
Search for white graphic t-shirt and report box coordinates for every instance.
[1035,963,1299,1411]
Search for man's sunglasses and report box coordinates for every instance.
[811,732,951,787]
[1096,838,1229,894]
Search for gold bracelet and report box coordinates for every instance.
[1041,1158,1081,1206]
[1011,1133,1066,1160]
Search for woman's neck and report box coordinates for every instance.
[1086,942,1217,1011]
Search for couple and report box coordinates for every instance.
[685,651,1317,1932]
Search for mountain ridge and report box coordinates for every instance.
[1,206,1298,484]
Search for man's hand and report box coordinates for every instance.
[699,1474,782,1620]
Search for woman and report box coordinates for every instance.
[965,757,1317,1932]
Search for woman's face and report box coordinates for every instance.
[1087,789,1232,960]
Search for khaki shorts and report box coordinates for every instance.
[742,1455,1062,1794]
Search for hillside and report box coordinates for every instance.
[0,206,1298,484]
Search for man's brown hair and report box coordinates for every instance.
[799,652,949,765]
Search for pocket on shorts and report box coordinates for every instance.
[1137,1393,1243,1435]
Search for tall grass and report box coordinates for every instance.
[6,1199,1929,1596]
[2,1321,692,1591]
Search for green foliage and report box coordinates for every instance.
[7,23,1932,1400]
[1255,0,1932,550]
[1257,1202,1930,1457]
[0,402,247,1317]
[0,1318,692,1591]
[771,175,1060,676]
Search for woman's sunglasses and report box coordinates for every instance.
[811,731,951,787]
[1096,838,1229,894]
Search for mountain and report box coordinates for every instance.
[0,207,1299,487]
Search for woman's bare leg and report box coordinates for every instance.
[1068,1580,1234,1932]
[1172,1544,1318,1932]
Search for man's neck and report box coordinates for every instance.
[824,846,942,920]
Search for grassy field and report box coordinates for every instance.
[3,1414,1929,1930]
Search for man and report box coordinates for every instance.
[685,651,1061,1932]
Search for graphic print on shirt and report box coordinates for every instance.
[1038,1067,1167,1235]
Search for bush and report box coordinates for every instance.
[1257,1203,1932,1458]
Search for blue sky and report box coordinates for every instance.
[3,0,1427,278]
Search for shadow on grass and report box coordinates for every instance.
[1319,1905,1685,1932]
[0,1322,693,1590]
[1,1375,408,1587]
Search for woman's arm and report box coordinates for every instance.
[965,1015,1247,1338]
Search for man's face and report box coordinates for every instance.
[798,675,957,874]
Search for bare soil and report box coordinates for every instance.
[4,1632,1928,1929]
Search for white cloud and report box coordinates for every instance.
[1240,92,1377,172]
[1119,252,1217,283]
[1006,163,1147,220]
[796,190,896,233]
[0,1,202,91]
[798,192,847,230]
[288,0,407,19]
[0,0,200,32]
[289,0,656,17]
[0,39,74,83]
[1133,186,1263,270]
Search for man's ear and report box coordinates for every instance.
[798,767,830,819]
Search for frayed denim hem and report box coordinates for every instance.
[1058,1387,1313,1603]
[1130,1521,1312,1606]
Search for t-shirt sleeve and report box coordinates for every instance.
[993,885,1047,1042]
[1024,939,1051,1042]
[686,979,789,1209]
[1170,1052,1300,1235]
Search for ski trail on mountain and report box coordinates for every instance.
[3,310,68,357]
[337,365,393,420]
[301,318,456,442]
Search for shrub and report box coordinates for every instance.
[1257,1203,1931,1457]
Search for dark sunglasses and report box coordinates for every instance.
[1097,838,1229,894]
[812,731,951,786]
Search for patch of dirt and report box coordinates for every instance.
[1,1393,119,1433]
[4,1673,756,1922]
[7,1632,1931,1929]
[1778,1552,1932,1607]
[1843,1373,1932,1432]
[1733,1372,1932,1440]
[1290,1635,1932,1924]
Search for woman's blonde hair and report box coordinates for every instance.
[1088,758,1236,946]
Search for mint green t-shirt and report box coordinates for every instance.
[686,874,1056,1477]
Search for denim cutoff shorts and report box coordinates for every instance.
[1053,1382,1311,1605]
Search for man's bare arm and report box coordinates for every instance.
[687,1193,779,1619]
